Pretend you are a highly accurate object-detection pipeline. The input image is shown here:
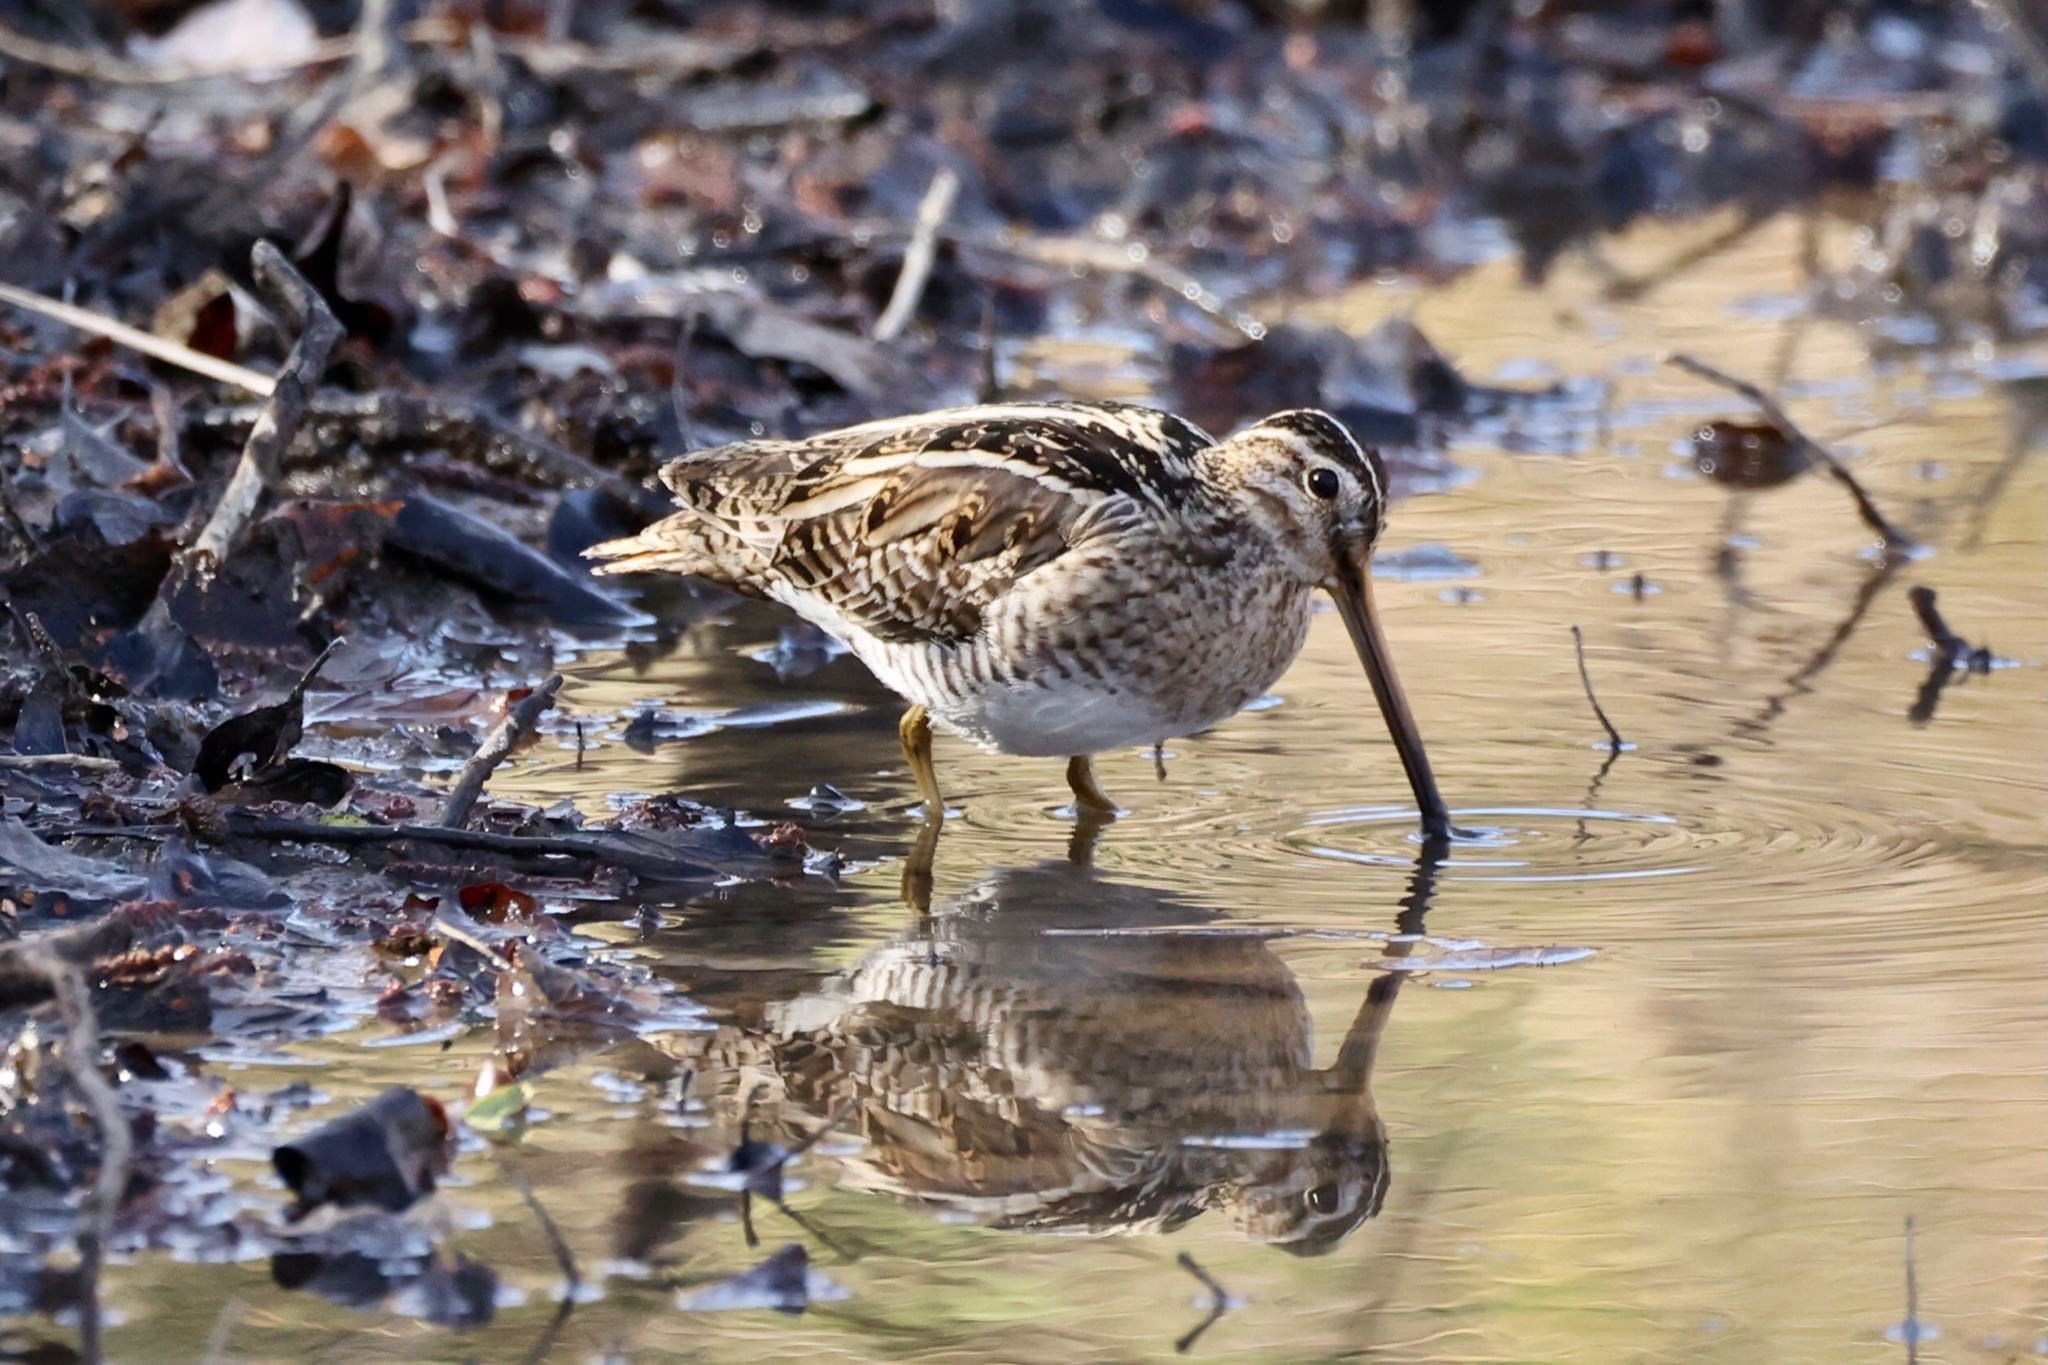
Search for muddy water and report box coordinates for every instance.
[118,217,2046,1361]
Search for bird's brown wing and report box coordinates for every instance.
[625,401,1217,643]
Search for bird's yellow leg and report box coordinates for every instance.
[1065,755,1118,816]
[898,705,943,818]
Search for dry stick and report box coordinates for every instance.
[1665,353,1914,550]
[1570,626,1626,752]
[872,169,960,342]
[0,754,122,771]
[0,281,276,394]
[181,245,340,568]
[19,949,130,1365]
[440,675,564,829]
[1174,1251,1232,1354]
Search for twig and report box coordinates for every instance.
[1666,353,1914,550]
[440,675,563,829]
[18,948,129,1365]
[1570,626,1627,752]
[872,169,960,342]
[0,754,121,771]
[949,229,1262,340]
[0,280,276,394]
[1174,1251,1232,1354]
[180,243,339,568]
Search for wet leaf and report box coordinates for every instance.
[387,495,641,627]
[272,1086,453,1221]
[464,1080,531,1140]
[1691,421,1811,489]
[192,639,340,791]
[458,881,539,923]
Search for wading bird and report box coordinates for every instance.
[589,401,1453,841]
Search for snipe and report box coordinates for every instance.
[589,401,1453,841]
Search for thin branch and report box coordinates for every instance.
[0,754,121,771]
[18,948,129,1365]
[873,169,960,342]
[1666,353,1914,549]
[1570,626,1627,752]
[440,675,563,829]
[0,281,276,395]
[180,243,339,568]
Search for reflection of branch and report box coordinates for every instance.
[1667,353,1913,550]
[1174,1252,1232,1354]
[1729,558,1899,745]
[1571,626,1627,752]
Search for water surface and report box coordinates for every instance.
[117,217,2046,1362]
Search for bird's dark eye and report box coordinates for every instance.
[1306,1182,1341,1214]
[1305,467,1341,500]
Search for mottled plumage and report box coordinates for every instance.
[589,400,1451,835]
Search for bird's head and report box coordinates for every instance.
[1208,409,1453,843]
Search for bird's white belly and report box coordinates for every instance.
[939,678,1183,757]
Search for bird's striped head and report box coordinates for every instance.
[1211,409,1389,579]
[1211,408,1454,844]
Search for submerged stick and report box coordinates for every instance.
[440,675,564,829]
[1570,626,1627,752]
[1666,353,1914,550]
[872,168,960,342]
[18,949,130,1364]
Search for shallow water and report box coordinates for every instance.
[115,216,2046,1361]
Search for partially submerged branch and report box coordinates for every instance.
[1666,353,1914,550]
[441,675,564,829]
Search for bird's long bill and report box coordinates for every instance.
[1331,554,1454,843]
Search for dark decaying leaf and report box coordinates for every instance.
[1691,421,1811,489]
[216,756,353,807]
[192,638,341,791]
[387,495,641,626]
[272,1086,453,1221]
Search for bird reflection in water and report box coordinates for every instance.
[673,848,1443,1257]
